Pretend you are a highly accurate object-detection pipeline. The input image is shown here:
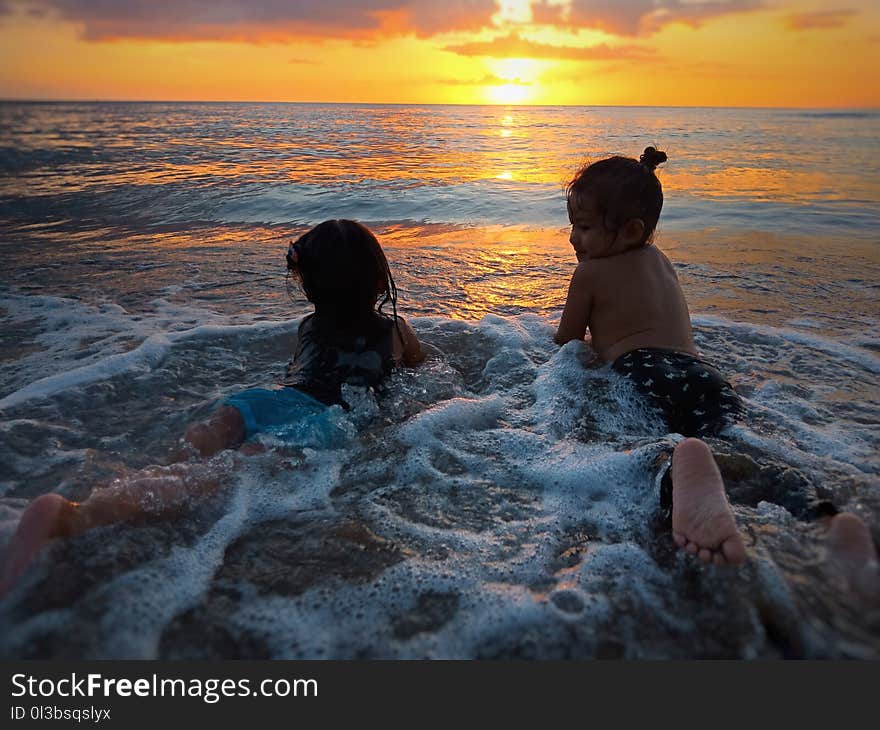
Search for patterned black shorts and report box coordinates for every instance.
[612,347,744,437]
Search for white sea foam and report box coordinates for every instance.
[1,308,878,658]
[0,291,298,410]
[0,333,174,411]
[694,313,880,375]
[397,395,505,447]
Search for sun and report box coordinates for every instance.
[487,83,531,104]
[484,57,541,104]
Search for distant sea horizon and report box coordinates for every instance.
[2,98,878,111]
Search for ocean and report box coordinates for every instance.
[0,102,878,658]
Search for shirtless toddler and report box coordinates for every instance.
[556,147,742,437]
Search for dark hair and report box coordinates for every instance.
[287,219,398,324]
[567,146,667,245]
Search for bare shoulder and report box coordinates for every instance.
[570,260,596,284]
[393,315,425,367]
[394,315,417,341]
[565,260,598,304]
[649,245,677,272]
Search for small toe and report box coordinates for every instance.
[673,532,686,547]
[698,548,712,563]
[686,541,698,555]
[722,536,747,565]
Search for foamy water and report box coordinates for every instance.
[0,103,878,658]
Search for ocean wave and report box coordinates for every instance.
[1,307,878,658]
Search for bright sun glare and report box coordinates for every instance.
[487,84,530,104]
[494,58,539,81]
[486,57,540,104]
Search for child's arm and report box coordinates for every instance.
[554,262,593,346]
[394,316,426,367]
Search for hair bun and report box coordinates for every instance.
[639,146,667,171]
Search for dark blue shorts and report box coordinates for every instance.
[223,386,347,448]
[612,348,744,437]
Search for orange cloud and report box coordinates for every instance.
[444,31,654,60]
[785,9,858,30]
[538,0,763,37]
[403,0,500,37]
[530,1,566,25]
[0,0,499,41]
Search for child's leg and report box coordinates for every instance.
[77,463,223,526]
[670,438,747,566]
[181,406,246,459]
[0,462,224,597]
[3,400,253,595]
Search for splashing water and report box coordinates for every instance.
[1,103,878,658]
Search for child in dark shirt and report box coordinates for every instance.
[1,219,424,595]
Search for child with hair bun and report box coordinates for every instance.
[556,148,750,566]
[556,150,880,579]
[556,146,742,438]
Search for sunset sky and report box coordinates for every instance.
[0,0,877,107]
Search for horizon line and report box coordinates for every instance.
[0,98,878,111]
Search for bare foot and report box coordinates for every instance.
[671,438,747,566]
[0,494,77,597]
[827,513,880,602]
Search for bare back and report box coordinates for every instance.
[557,246,697,363]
